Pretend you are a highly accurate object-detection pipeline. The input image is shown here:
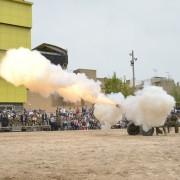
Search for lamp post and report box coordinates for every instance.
[129,50,137,90]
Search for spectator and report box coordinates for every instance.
[50,114,58,131]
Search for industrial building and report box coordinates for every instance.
[33,43,68,69]
[0,1,69,112]
[0,0,32,111]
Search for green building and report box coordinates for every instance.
[0,0,32,110]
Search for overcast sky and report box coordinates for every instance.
[31,0,180,82]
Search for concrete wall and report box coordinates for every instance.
[24,90,81,112]
[24,91,57,113]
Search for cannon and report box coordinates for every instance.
[127,112,180,136]
[114,104,155,136]
[127,122,154,136]
[114,104,179,136]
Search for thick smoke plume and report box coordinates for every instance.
[94,86,175,131]
[94,93,125,128]
[0,48,175,131]
[124,86,175,131]
[0,48,114,105]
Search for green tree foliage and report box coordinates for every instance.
[104,72,133,96]
[170,85,180,103]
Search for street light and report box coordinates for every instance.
[129,50,137,89]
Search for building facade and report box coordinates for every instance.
[137,77,176,94]
[0,0,32,110]
[73,69,97,80]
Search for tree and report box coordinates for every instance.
[104,72,133,96]
[170,85,180,103]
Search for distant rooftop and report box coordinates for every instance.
[33,43,67,55]
[33,43,68,69]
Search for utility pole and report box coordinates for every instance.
[129,50,137,90]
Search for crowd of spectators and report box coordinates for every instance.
[0,109,49,127]
[56,106,101,130]
[0,105,101,131]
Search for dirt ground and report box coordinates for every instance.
[0,130,180,180]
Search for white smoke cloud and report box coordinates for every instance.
[0,48,114,105]
[94,93,125,128]
[124,86,175,131]
[94,86,175,131]
[0,48,175,131]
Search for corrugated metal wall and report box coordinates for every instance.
[0,24,31,49]
[0,0,32,103]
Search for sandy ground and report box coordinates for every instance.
[0,130,180,180]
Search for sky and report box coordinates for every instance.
[31,0,180,82]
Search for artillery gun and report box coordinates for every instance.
[114,104,155,136]
[127,112,179,136]
[127,122,154,136]
[114,104,179,136]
